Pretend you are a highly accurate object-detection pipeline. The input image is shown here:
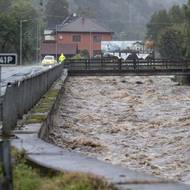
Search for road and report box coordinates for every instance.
[0,64,50,95]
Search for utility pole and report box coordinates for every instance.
[20,20,28,65]
[36,21,39,64]
[20,20,23,66]
[38,0,44,63]
[56,25,58,61]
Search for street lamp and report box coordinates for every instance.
[20,20,28,65]
[56,24,58,61]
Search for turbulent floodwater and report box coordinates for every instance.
[49,76,190,184]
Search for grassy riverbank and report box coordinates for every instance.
[12,148,115,190]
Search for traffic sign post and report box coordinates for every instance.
[0,54,17,96]
[0,140,13,190]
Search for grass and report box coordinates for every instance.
[25,114,47,124]
[45,89,59,98]
[24,89,60,124]
[10,148,116,190]
[31,89,59,114]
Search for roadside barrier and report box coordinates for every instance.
[2,64,63,136]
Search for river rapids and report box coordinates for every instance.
[49,76,190,184]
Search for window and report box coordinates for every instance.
[93,35,101,43]
[73,35,81,42]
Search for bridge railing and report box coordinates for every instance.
[2,64,64,136]
[64,58,190,72]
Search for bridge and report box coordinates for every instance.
[65,58,190,76]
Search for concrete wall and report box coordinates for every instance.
[38,70,68,140]
[2,64,63,136]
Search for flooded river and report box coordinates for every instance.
[49,76,190,184]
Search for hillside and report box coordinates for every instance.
[69,0,187,40]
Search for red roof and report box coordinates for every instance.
[57,17,112,33]
[40,42,77,55]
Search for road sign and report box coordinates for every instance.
[0,54,17,65]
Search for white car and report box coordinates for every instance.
[42,55,57,66]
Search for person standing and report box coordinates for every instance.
[58,53,65,63]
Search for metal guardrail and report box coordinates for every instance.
[64,58,190,74]
[2,64,63,136]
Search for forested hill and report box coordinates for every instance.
[68,0,187,40]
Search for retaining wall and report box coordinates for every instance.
[38,70,68,140]
[2,64,63,136]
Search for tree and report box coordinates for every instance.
[169,5,184,23]
[146,10,171,42]
[80,49,89,58]
[0,0,12,12]
[158,27,185,59]
[183,0,190,57]
[146,2,190,59]
[0,0,40,63]
[45,0,69,27]
[76,6,96,18]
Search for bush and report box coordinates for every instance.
[71,54,83,60]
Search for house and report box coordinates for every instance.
[41,15,113,59]
[41,29,78,58]
[101,41,145,53]
[56,16,113,57]
[40,42,77,58]
[131,41,144,51]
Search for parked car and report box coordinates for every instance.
[42,55,57,66]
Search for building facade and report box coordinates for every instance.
[57,32,112,57]
[56,17,113,57]
[41,16,113,59]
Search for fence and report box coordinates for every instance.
[2,64,63,136]
[64,58,190,74]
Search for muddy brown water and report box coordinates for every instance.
[49,76,190,184]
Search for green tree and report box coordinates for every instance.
[80,49,89,58]
[183,0,190,57]
[147,10,171,42]
[76,6,96,18]
[45,0,69,26]
[169,5,184,23]
[0,0,40,63]
[146,2,190,59]
[158,27,185,59]
[0,0,12,12]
